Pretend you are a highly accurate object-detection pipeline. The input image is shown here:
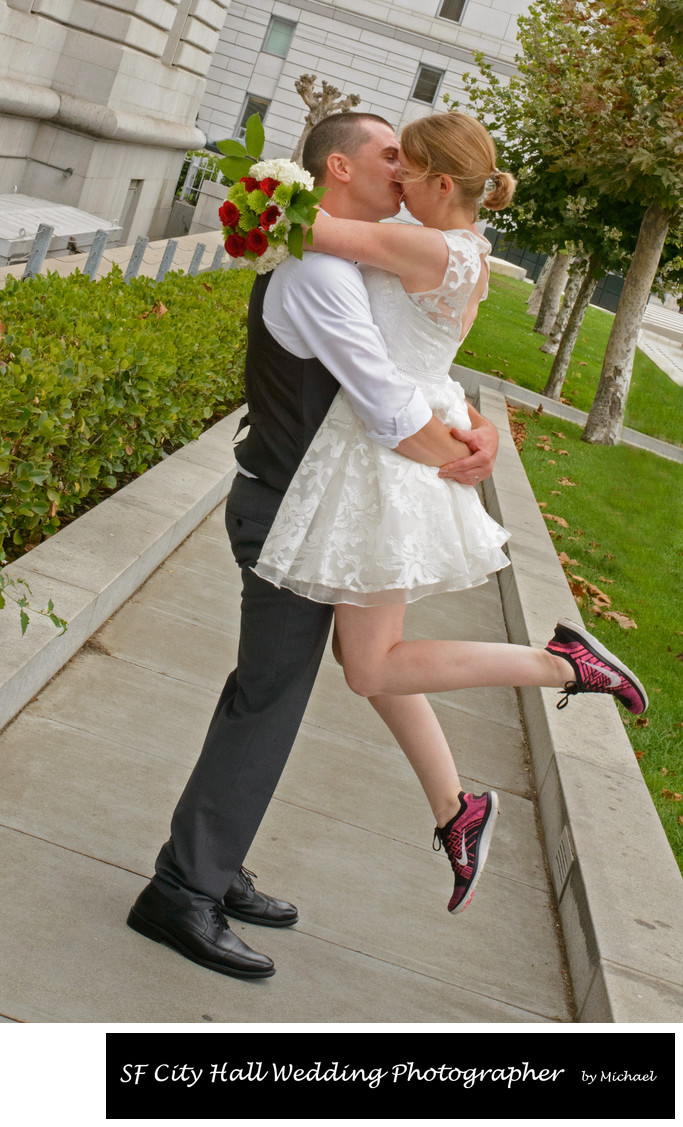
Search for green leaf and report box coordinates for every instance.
[215,139,249,158]
[20,609,29,635]
[217,155,256,182]
[285,206,308,225]
[288,225,304,260]
[244,114,265,161]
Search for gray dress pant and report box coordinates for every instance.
[153,473,333,909]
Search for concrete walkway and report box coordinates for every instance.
[0,389,681,1025]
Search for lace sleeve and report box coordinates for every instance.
[408,230,489,332]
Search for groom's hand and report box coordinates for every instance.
[439,411,499,484]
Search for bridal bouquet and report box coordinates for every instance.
[215,115,327,274]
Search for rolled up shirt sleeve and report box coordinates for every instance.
[263,254,433,448]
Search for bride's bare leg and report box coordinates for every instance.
[333,619,462,824]
[369,693,463,826]
[333,603,573,699]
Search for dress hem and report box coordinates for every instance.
[251,558,510,607]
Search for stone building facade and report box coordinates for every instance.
[197,0,531,156]
[0,0,230,242]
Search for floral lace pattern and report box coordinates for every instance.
[254,229,509,605]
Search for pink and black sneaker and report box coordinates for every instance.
[546,618,648,714]
[433,790,499,914]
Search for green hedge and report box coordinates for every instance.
[0,265,254,562]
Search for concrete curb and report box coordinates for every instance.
[1,391,681,1022]
[478,385,683,1023]
[454,364,683,464]
[0,405,246,731]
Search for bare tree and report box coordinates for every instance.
[291,75,361,164]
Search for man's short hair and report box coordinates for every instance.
[302,112,393,182]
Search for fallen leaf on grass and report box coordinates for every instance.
[558,449,570,455]
[558,477,578,486]
[675,652,683,663]
[551,489,561,495]
[552,431,566,438]
[661,789,682,801]
[537,443,552,450]
[547,459,556,465]
[537,501,547,507]
[636,717,649,727]
[602,610,638,629]
[202,283,213,292]
[490,369,505,376]
[635,750,646,760]
[558,552,578,566]
[544,513,569,527]
[598,576,615,584]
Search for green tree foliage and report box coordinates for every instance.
[449,0,683,443]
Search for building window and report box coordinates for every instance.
[438,0,467,22]
[262,17,296,57]
[237,96,270,140]
[411,66,444,105]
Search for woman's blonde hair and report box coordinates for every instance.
[400,112,516,214]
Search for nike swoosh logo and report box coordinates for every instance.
[457,841,468,866]
[584,660,621,688]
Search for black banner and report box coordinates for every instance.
[106,1031,675,1120]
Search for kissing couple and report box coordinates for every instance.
[128,111,647,978]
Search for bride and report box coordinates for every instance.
[254,112,647,914]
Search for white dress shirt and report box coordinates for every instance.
[261,252,433,448]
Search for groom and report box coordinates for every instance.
[128,112,499,978]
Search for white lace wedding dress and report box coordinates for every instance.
[253,229,510,605]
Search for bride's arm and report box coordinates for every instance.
[308,211,448,291]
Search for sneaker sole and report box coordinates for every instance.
[127,907,276,978]
[556,617,648,712]
[450,790,500,914]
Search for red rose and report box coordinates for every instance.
[245,228,269,256]
[218,200,240,228]
[224,233,247,257]
[260,177,280,197]
[240,176,260,192]
[259,205,280,230]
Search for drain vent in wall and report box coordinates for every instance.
[552,825,575,896]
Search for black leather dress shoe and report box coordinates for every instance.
[127,882,275,978]
[222,867,298,928]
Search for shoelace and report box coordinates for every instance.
[240,867,258,891]
[556,681,579,709]
[210,904,229,930]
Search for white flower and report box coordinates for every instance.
[249,158,314,190]
[231,242,291,275]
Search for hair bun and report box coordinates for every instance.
[483,169,516,211]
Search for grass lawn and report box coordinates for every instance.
[460,275,683,447]
[511,407,683,870]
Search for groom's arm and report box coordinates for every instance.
[270,255,472,464]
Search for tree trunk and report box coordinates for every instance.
[540,257,587,354]
[583,204,672,445]
[543,258,599,400]
[534,252,570,334]
[526,253,555,316]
